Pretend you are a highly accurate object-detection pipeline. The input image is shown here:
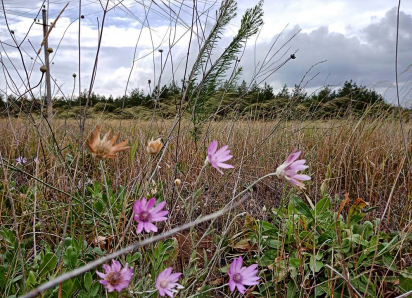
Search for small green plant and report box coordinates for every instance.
[231,195,412,297]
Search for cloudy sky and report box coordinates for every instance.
[1,0,412,106]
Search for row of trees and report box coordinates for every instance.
[0,80,396,119]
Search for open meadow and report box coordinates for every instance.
[1,0,412,297]
[1,116,411,297]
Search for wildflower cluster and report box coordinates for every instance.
[16,156,39,165]
[88,127,310,296]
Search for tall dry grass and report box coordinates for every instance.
[1,116,410,237]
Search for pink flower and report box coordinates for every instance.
[206,140,234,174]
[155,267,183,297]
[96,260,133,293]
[275,150,311,189]
[227,256,260,294]
[16,156,27,165]
[133,197,168,234]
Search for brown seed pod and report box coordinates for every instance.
[146,138,163,155]
[40,65,47,73]
[47,47,53,53]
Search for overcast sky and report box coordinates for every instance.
[1,0,412,106]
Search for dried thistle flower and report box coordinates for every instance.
[146,138,163,155]
[87,126,130,159]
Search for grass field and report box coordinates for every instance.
[1,116,411,297]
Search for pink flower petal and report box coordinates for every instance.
[285,151,301,164]
[207,140,218,156]
[147,197,156,210]
[214,145,229,157]
[217,162,234,169]
[143,222,158,233]
[236,283,247,294]
[150,201,167,214]
[228,280,236,292]
[293,174,311,181]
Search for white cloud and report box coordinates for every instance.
[0,0,412,106]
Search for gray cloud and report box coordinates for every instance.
[236,7,412,106]
[1,2,412,107]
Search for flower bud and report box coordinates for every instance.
[146,138,163,155]
[40,65,47,73]
[72,73,77,78]
[174,178,181,186]
[47,47,53,53]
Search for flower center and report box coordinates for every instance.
[160,280,169,289]
[275,164,286,178]
[139,211,150,222]
[233,273,243,283]
[107,272,122,286]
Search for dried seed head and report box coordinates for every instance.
[87,126,130,159]
[146,138,163,155]
[148,79,151,84]
[159,49,163,53]
[40,65,47,73]
[47,47,53,53]
[81,15,84,19]
[72,73,77,78]
[174,179,182,186]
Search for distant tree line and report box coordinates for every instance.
[0,80,408,120]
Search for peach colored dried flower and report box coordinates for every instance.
[147,138,163,155]
[87,126,130,159]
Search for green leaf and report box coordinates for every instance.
[64,246,78,269]
[291,196,313,220]
[361,221,373,240]
[400,275,412,293]
[318,231,335,245]
[289,258,300,268]
[26,271,37,289]
[38,252,57,278]
[259,221,275,231]
[84,272,92,291]
[310,256,324,273]
[61,279,76,297]
[266,238,282,249]
[287,280,298,298]
[90,282,100,296]
[93,247,105,256]
[129,139,139,163]
[94,200,104,213]
[315,197,330,214]
[376,235,398,257]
